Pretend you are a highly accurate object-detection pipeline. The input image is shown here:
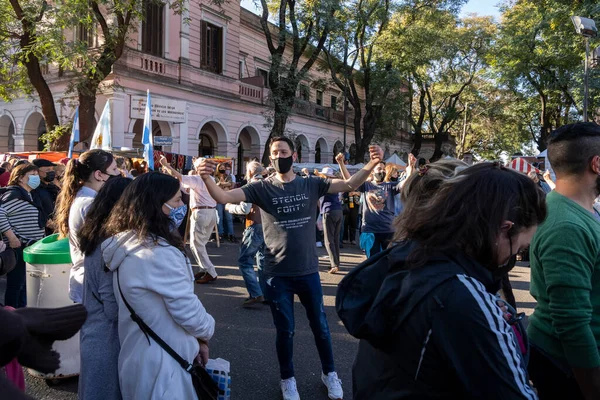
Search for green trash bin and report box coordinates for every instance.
[24,234,80,379]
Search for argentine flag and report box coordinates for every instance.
[90,101,112,150]
[142,90,154,170]
[67,107,79,158]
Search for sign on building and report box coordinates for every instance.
[130,96,186,123]
[154,136,173,146]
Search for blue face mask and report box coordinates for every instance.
[27,175,41,190]
[165,203,188,230]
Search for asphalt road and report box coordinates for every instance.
[23,238,537,400]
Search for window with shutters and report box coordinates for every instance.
[331,95,338,110]
[142,1,164,57]
[256,68,269,87]
[76,23,94,47]
[316,90,323,106]
[201,21,223,74]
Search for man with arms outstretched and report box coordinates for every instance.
[198,136,383,400]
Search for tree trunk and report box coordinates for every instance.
[78,90,98,146]
[411,128,422,156]
[430,133,444,162]
[538,93,552,151]
[351,107,364,163]
[19,32,61,147]
[261,103,291,165]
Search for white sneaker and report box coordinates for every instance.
[281,377,300,400]
[321,372,343,400]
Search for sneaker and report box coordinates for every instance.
[280,377,300,400]
[321,372,343,400]
[242,295,264,307]
[195,273,217,284]
[319,255,330,260]
[316,241,323,248]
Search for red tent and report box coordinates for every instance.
[507,158,540,175]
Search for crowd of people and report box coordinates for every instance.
[2,122,600,400]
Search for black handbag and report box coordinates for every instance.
[116,269,219,400]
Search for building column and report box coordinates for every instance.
[178,119,189,155]
[189,138,200,157]
[124,132,136,148]
[12,134,26,152]
[111,93,126,148]
[179,0,190,63]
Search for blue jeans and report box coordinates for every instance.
[5,247,26,308]
[217,204,234,236]
[238,224,265,298]
[264,272,335,379]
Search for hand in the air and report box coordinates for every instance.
[197,159,217,179]
[335,153,345,164]
[159,155,168,167]
[369,145,384,162]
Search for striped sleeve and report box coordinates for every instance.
[432,274,538,400]
[0,207,11,233]
[0,198,44,241]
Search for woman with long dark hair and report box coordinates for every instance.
[102,172,214,399]
[77,177,132,400]
[337,162,546,399]
[0,164,45,308]
[54,149,120,303]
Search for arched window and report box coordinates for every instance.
[198,134,214,157]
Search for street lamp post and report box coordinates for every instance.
[571,16,598,122]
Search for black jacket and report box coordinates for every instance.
[336,243,536,400]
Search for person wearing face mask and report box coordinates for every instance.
[31,159,60,235]
[0,164,46,308]
[159,155,220,284]
[338,160,399,257]
[54,149,120,303]
[197,136,384,400]
[76,177,132,400]
[215,163,237,243]
[101,172,215,400]
[337,162,545,400]
[527,123,600,400]
[225,161,266,306]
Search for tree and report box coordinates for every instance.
[323,0,404,163]
[1,0,62,145]
[491,0,600,151]
[381,5,494,160]
[258,0,340,164]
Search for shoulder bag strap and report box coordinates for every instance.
[116,269,195,373]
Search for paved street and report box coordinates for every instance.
[24,237,537,400]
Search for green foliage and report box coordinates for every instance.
[39,124,71,151]
[490,0,600,149]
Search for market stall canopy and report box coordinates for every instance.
[385,154,406,166]
[507,157,540,175]
[0,151,78,163]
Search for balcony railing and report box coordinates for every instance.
[292,99,354,126]
[116,48,179,81]
[239,82,264,104]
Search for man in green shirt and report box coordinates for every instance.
[528,122,600,399]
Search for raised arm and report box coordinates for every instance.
[328,145,383,193]
[197,159,247,204]
[159,155,183,181]
[399,153,418,189]
[336,152,351,180]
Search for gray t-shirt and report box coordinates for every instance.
[242,175,331,277]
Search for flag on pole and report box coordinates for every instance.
[90,101,112,150]
[67,107,79,158]
[142,90,154,170]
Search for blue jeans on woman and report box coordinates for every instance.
[217,203,234,236]
[238,224,265,298]
[5,247,26,308]
[264,272,335,379]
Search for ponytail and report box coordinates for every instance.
[55,149,114,238]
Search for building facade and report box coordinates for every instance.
[0,1,444,172]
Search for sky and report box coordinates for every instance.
[240,0,502,18]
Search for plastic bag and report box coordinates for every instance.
[206,358,231,400]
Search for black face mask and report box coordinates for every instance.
[374,172,385,182]
[493,235,518,279]
[273,156,294,174]
[390,176,398,182]
[43,171,56,182]
[103,172,120,182]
